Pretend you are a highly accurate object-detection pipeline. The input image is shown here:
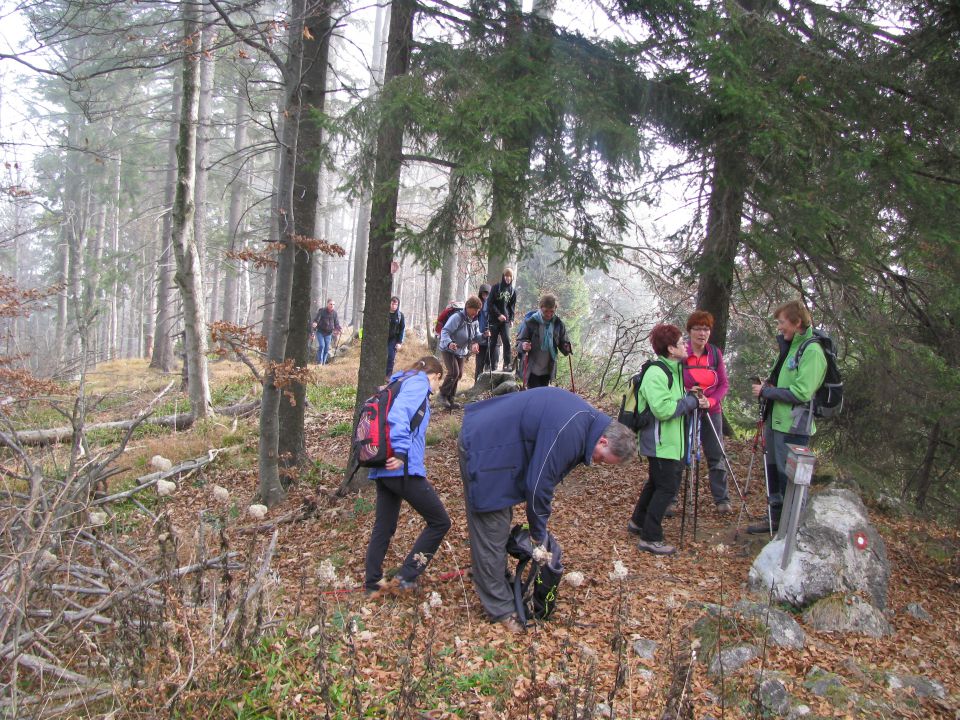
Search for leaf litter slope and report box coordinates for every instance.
[151,350,959,718]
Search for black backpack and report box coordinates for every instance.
[795,329,843,418]
[506,524,563,626]
[617,359,672,431]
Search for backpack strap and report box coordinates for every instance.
[513,557,531,627]
[708,344,719,370]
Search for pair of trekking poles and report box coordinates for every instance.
[677,391,751,547]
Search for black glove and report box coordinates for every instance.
[561,341,572,355]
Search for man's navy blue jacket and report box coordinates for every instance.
[460,387,612,542]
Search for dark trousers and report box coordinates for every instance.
[526,372,550,388]
[364,475,451,591]
[631,457,683,542]
[475,342,497,379]
[440,351,464,401]
[386,340,400,377]
[765,426,809,524]
[700,412,729,504]
[489,323,512,367]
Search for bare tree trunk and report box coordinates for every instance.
[259,0,307,507]
[150,79,182,372]
[349,1,389,330]
[342,0,416,498]
[277,0,332,470]
[694,145,745,352]
[260,113,284,339]
[194,7,217,295]
[142,226,157,358]
[170,0,212,419]
[107,149,121,360]
[222,90,249,326]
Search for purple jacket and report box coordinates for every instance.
[683,342,729,415]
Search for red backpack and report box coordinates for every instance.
[434,303,463,336]
[352,373,428,468]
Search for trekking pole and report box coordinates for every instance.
[679,463,690,549]
[692,406,701,541]
[567,355,576,394]
[679,406,695,549]
[702,410,746,504]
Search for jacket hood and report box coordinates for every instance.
[479,283,491,296]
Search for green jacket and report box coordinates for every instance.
[637,357,698,460]
[768,326,828,435]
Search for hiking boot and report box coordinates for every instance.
[664,502,678,518]
[395,577,418,592]
[637,539,676,556]
[716,502,733,515]
[498,614,525,633]
[447,400,463,410]
[627,519,641,535]
[746,521,777,535]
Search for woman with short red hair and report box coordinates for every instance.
[628,324,709,555]
[683,310,732,514]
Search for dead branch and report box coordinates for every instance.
[13,400,260,447]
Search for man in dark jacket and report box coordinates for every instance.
[458,388,636,631]
[486,267,516,371]
[386,296,405,379]
[312,299,341,365]
[516,293,572,388]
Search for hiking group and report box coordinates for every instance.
[350,273,833,632]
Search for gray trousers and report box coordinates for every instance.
[459,443,516,622]
[700,412,729,504]
[671,411,729,505]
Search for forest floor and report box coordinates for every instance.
[38,344,960,718]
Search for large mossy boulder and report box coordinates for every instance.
[749,486,890,609]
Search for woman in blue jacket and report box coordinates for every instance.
[364,356,451,594]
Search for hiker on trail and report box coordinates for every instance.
[364,356,451,595]
[627,324,710,556]
[486,268,517,372]
[438,295,482,410]
[474,284,495,379]
[458,388,635,631]
[386,296,406,380]
[682,310,732,515]
[312,299,341,365]
[748,300,827,534]
[516,293,572,389]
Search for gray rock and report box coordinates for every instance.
[804,667,856,706]
[749,486,890,609]
[802,594,892,638]
[491,380,519,396]
[594,702,611,718]
[632,637,658,660]
[467,371,517,397]
[903,602,932,622]
[734,600,806,649]
[885,672,946,699]
[756,675,790,716]
[787,705,811,719]
[708,644,757,677]
[636,668,654,683]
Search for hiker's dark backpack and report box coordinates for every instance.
[617,359,672,431]
[506,524,563,626]
[434,303,463,336]
[351,373,428,472]
[795,329,843,418]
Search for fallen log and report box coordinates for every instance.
[13,400,259,447]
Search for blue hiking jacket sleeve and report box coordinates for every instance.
[459,387,612,542]
[368,371,431,479]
